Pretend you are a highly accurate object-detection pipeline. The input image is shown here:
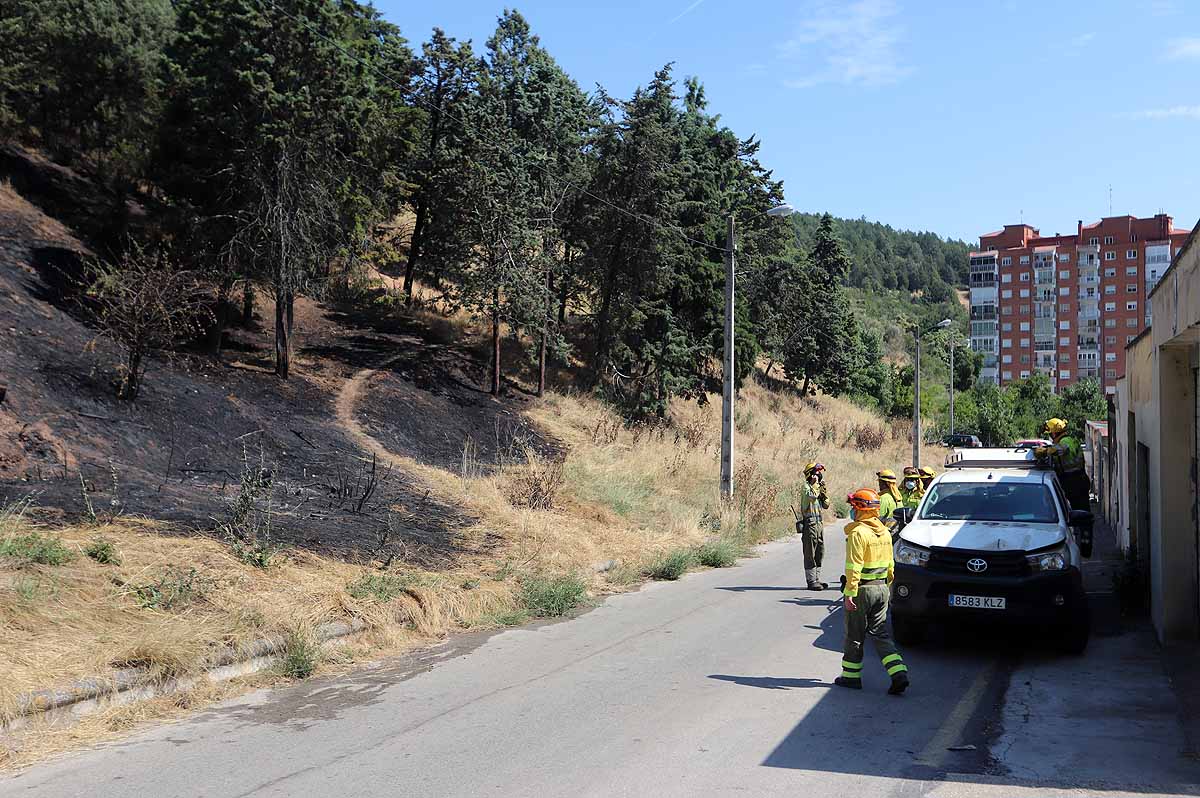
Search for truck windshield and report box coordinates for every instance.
[918,482,1059,523]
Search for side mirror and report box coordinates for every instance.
[1068,509,1094,527]
[894,508,915,526]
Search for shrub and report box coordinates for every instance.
[346,572,414,602]
[852,423,886,452]
[833,498,850,519]
[134,567,208,610]
[0,531,74,566]
[280,630,319,679]
[520,574,587,617]
[696,540,741,568]
[734,462,783,530]
[648,549,694,581]
[221,447,280,568]
[505,448,565,510]
[85,537,120,565]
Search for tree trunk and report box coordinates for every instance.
[490,286,501,396]
[800,372,811,397]
[538,269,552,398]
[209,275,234,359]
[403,198,428,306]
[591,239,625,388]
[241,279,255,326]
[275,287,291,379]
[123,350,142,401]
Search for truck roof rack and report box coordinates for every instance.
[944,448,1050,470]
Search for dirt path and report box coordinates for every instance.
[333,354,408,470]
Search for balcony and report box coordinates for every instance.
[970,308,997,321]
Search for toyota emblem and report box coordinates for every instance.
[967,558,988,573]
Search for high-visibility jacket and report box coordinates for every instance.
[799,480,827,522]
[879,492,898,527]
[900,486,921,510]
[843,516,894,597]
[1050,435,1084,474]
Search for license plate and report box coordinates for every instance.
[948,594,1006,610]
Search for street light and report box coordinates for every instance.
[721,203,795,500]
[912,318,952,469]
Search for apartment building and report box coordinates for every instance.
[968,214,1189,391]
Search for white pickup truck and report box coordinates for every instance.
[889,448,1093,654]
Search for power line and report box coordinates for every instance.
[252,0,743,256]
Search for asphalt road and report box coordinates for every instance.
[5,527,1199,797]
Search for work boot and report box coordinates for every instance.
[806,568,827,591]
[834,677,862,690]
[888,672,910,696]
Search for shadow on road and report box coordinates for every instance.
[707,675,827,690]
[715,586,810,592]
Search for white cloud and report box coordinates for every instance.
[1069,32,1096,48]
[1166,37,1200,60]
[777,0,911,89]
[1124,105,1200,119]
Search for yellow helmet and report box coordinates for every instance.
[918,466,936,479]
[804,461,825,477]
[1045,418,1068,436]
[902,466,920,477]
[876,469,898,483]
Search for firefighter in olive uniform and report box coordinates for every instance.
[876,469,902,534]
[835,488,910,695]
[1036,417,1094,556]
[918,466,936,494]
[899,467,923,509]
[799,462,830,590]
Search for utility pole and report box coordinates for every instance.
[948,335,956,435]
[913,333,921,469]
[721,214,735,500]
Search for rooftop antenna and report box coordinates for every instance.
[1108,184,1113,216]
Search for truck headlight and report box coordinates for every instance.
[1026,546,1068,572]
[895,539,930,567]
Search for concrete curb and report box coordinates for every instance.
[3,619,369,733]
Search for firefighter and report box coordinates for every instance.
[899,467,922,509]
[835,488,909,695]
[799,462,830,590]
[876,469,902,532]
[918,466,936,494]
[1036,418,1094,556]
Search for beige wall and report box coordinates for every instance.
[1112,222,1200,643]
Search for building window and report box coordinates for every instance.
[1105,368,1116,378]
[1059,354,1070,364]
[1001,338,1012,348]
[1001,256,1012,266]
[1020,255,1030,264]
[1021,355,1031,364]
[1002,354,1012,364]
[1019,272,1030,282]
[1104,268,1116,277]
[1002,306,1013,316]
[1059,336,1070,346]
[1105,285,1116,294]
[1104,235,1114,245]
[1105,353,1117,362]
[1126,283,1137,292]
[1089,237,1099,245]
[1002,273,1013,283]
[1059,320,1071,330]
[1059,269,1070,279]
[1019,288,1030,298]
[1126,335,1136,344]
[1126,249,1137,259]
[1020,337,1030,347]
[1019,304,1030,314]
[1105,335,1116,345]
[1021,370,1031,379]
[1126,301,1137,311]
[1060,303,1071,313]
[1126,266,1138,276]
[1104,251,1116,261]
[1104,302,1117,311]
[1019,322,1031,331]
[1001,289,1012,299]
[1003,370,1013,380]
[1059,287,1070,296]
[1002,322,1012,331]
[1126,318,1138,328]
[1059,254,1070,263]
[1105,318,1116,328]
[1060,369,1071,379]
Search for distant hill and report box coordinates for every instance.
[792,214,971,303]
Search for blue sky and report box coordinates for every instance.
[377,0,1200,243]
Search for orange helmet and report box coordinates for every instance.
[847,488,881,510]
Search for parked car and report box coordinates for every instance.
[889,448,1092,654]
[1014,438,1051,448]
[943,433,982,448]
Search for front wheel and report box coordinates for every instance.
[892,614,926,646]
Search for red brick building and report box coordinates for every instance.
[968,214,1189,392]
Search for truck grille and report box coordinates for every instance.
[927,547,1030,578]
